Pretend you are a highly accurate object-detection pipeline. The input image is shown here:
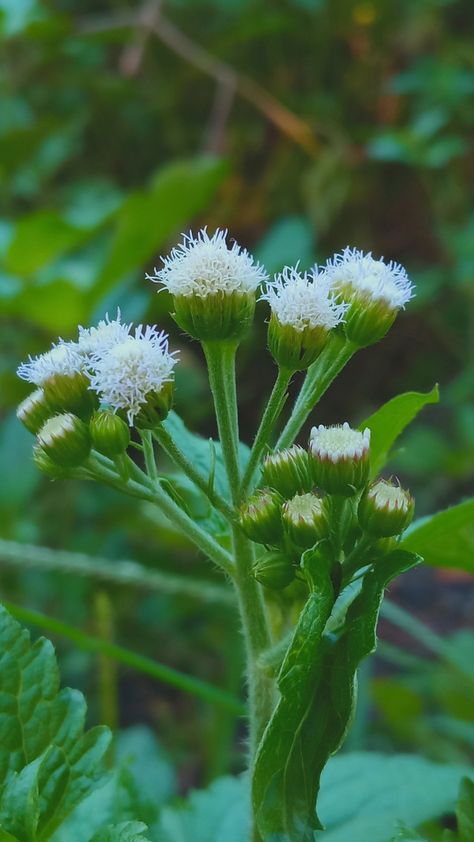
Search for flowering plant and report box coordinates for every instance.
[10,229,470,841]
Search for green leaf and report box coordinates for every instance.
[93,156,227,298]
[253,550,421,841]
[252,547,335,841]
[156,755,470,842]
[4,211,91,275]
[157,776,250,842]
[401,499,474,572]
[0,604,111,839]
[89,821,151,842]
[319,753,469,842]
[453,777,474,841]
[360,386,439,478]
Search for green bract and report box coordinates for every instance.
[261,444,313,499]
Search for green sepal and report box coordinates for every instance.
[267,313,329,371]
[173,290,255,341]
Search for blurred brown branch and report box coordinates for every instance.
[80,4,318,157]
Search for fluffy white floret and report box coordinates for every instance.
[310,422,371,463]
[17,342,84,386]
[88,326,178,424]
[78,311,132,355]
[147,228,268,298]
[323,247,414,309]
[260,265,348,331]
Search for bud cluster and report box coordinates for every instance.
[239,421,413,590]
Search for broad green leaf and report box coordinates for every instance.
[319,755,470,841]
[156,755,470,842]
[93,156,227,298]
[391,827,426,840]
[401,499,474,572]
[157,776,250,842]
[360,386,439,478]
[4,211,91,275]
[390,776,474,842]
[0,605,111,839]
[90,821,151,842]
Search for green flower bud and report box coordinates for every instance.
[282,492,328,549]
[253,550,295,590]
[90,409,131,457]
[43,371,98,420]
[37,413,91,468]
[267,314,330,372]
[17,389,53,434]
[322,248,414,348]
[32,443,70,480]
[148,229,268,342]
[173,290,256,342]
[261,445,313,499]
[134,379,174,429]
[239,488,284,545]
[309,423,371,497]
[358,479,414,537]
[260,266,348,371]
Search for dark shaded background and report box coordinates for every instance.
[0,0,473,786]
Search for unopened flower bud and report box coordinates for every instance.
[239,488,284,545]
[148,229,267,341]
[322,248,414,347]
[17,342,97,419]
[253,550,295,590]
[90,409,130,457]
[309,422,370,496]
[358,479,414,537]
[282,492,328,549]
[17,389,53,434]
[261,445,312,499]
[37,413,91,467]
[32,443,70,480]
[261,266,347,370]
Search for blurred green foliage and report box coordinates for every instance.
[0,0,473,788]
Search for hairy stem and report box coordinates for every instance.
[241,366,292,495]
[277,335,357,449]
[202,340,275,765]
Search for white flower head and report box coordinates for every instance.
[77,310,132,356]
[147,228,268,299]
[310,422,371,464]
[88,326,178,425]
[260,265,348,331]
[17,342,84,386]
[323,247,414,309]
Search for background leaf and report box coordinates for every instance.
[360,386,439,478]
[401,499,474,572]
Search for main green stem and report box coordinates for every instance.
[277,335,357,449]
[203,340,274,763]
[241,366,292,495]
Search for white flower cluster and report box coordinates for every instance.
[17,312,178,425]
[322,247,413,310]
[310,422,371,463]
[260,265,348,331]
[148,228,268,298]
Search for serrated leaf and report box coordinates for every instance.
[360,386,439,478]
[401,499,474,572]
[89,821,151,842]
[0,605,111,839]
